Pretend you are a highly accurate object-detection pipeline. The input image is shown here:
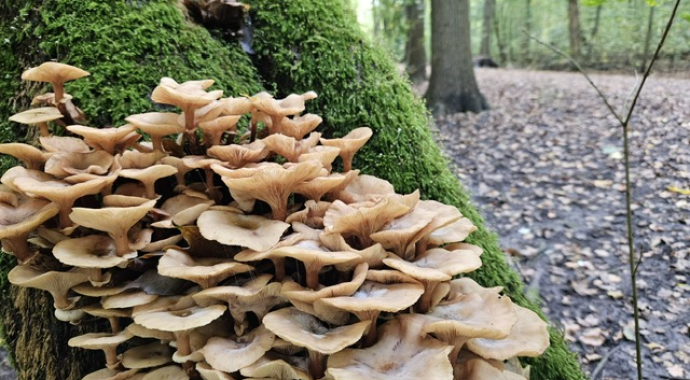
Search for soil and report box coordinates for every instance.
[436,68,690,380]
[1,68,689,380]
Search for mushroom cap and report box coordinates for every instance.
[239,355,312,380]
[207,140,270,168]
[455,356,528,380]
[0,143,47,170]
[125,323,176,341]
[282,262,368,304]
[200,325,276,373]
[82,304,131,319]
[261,239,362,270]
[9,107,64,125]
[465,305,550,361]
[197,210,290,252]
[195,362,238,380]
[44,150,114,179]
[325,315,453,380]
[151,194,214,228]
[125,112,184,136]
[68,331,133,351]
[141,365,189,380]
[134,305,227,333]
[121,341,173,369]
[293,172,356,202]
[69,199,157,237]
[11,171,111,209]
[151,82,222,110]
[7,266,91,309]
[314,279,424,316]
[382,245,482,281]
[21,62,89,84]
[102,290,159,309]
[53,235,131,268]
[250,91,316,117]
[280,113,323,140]
[0,195,59,240]
[119,164,178,184]
[423,292,517,341]
[369,206,437,257]
[192,273,274,305]
[158,248,254,289]
[319,127,372,158]
[263,307,370,355]
[336,174,396,204]
[262,132,321,162]
[39,135,91,153]
[81,368,140,380]
[67,124,140,154]
[428,217,477,246]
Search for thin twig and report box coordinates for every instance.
[523,3,682,380]
[590,344,622,380]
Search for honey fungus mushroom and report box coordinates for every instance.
[21,62,89,103]
[0,192,59,263]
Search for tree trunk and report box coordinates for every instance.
[404,0,427,83]
[567,0,581,58]
[521,0,532,65]
[426,0,488,115]
[480,0,495,57]
[0,1,586,380]
[493,4,508,64]
[640,5,655,71]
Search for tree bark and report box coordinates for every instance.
[568,0,581,58]
[426,0,488,115]
[404,0,427,83]
[480,0,495,57]
[521,0,532,65]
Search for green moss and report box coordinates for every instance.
[246,0,586,379]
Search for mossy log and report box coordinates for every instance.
[0,1,586,380]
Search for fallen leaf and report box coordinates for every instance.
[667,364,685,378]
[579,328,606,346]
[667,186,690,195]
[607,290,624,299]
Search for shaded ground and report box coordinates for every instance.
[437,68,690,380]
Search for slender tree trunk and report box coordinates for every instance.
[426,0,488,115]
[591,4,602,39]
[567,0,581,59]
[493,5,508,64]
[640,5,655,71]
[480,0,495,57]
[521,0,532,65]
[405,0,427,83]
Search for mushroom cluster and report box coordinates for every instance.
[1,62,550,380]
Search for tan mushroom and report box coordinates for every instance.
[262,132,321,162]
[67,124,140,155]
[125,112,184,152]
[69,198,157,256]
[250,91,317,135]
[21,62,89,102]
[319,127,373,172]
[9,107,64,137]
[121,342,174,369]
[82,304,130,333]
[119,164,178,199]
[325,314,454,380]
[68,331,133,369]
[81,367,140,380]
[199,115,242,147]
[455,355,528,380]
[197,210,290,252]
[0,193,59,263]
[52,235,129,285]
[39,135,91,153]
[0,143,47,170]
[263,307,371,379]
[280,113,323,140]
[298,145,341,172]
[239,354,311,380]
[141,365,189,380]
[207,140,270,169]
[195,362,237,380]
[294,171,359,203]
[158,248,254,289]
[7,265,91,309]
[44,150,114,179]
[199,325,276,373]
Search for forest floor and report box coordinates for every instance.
[1,69,689,380]
[436,68,690,380]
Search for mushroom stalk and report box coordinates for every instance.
[2,236,36,264]
[58,203,74,229]
[359,310,381,348]
[414,236,429,259]
[272,257,286,281]
[103,346,120,369]
[37,122,51,137]
[113,232,131,257]
[415,281,440,314]
[308,350,326,380]
[175,330,193,357]
[53,82,65,103]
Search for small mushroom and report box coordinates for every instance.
[125,112,184,152]
[0,193,59,263]
[68,331,133,369]
[157,248,254,289]
[67,124,140,155]
[319,127,373,172]
[199,325,275,373]
[206,140,270,168]
[21,62,89,103]
[197,210,290,252]
[119,164,178,199]
[0,143,47,170]
[8,266,91,309]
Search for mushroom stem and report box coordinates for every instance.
[175,330,193,357]
[342,154,354,172]
[108,317,121,334]
[151,136,163,152]
[360,311,381,348]
[415,281,440,314]
[58,203,74,229]
[448,336,470,366]
[272,204,288,222]
[414,236,429,259]
[270,115,283,135]
[306,267,320,290]
[103,346,120,369]
[308,350,326,380]
[1,236,37,264]
[272,257,286,281]
[143,181,157,199]
[53,82,65,103]
[37,122,51,137]
[113,232,131,257]
[249,120,258,143]
[90,268,103,284]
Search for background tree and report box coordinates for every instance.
[480,0,496,58]
[426,0,488,115]
[568,0,582,58]
[404,0,427,83]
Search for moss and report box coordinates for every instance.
[246,0,587,379]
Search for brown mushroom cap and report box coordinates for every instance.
[0,194,59,263]
[200,325,276,373]
[125,112,184,152]
[197,210,290,252]
[121,341,173,369]
[7,266,91,309]
[195,362,237,380]
[207,140,270,168]
[0,143,47,170]
[68,331,133,368]
[140,365,189,380]
[239,354,311,380]
[455,356,528,380]
[262,132,321,162]
[119,164,178,199]
[465,304,550,361]
[326,314,454,380]
[280,113,323,140]
[39,135,91,153]
[81,367,140,380]
[151,194,214,228]
[319,127,373,172]
[158,248,254,289]
[69,198,156,256]
[67,124,140,155]
[44,150,114,179]
[22,61,89,85]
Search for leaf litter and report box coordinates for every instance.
[436,68,690,380]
